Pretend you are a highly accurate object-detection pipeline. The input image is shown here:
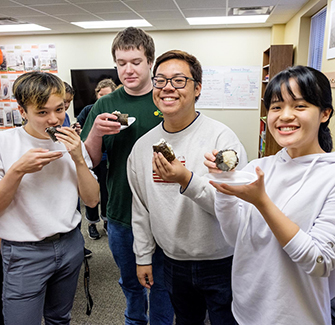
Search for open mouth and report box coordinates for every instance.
[279,126,299,132]
[162,97,177,102]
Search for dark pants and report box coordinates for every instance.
[0,253,3,325]
[164,255,235,325]
[85,160,108,223]
[107,221,174,324]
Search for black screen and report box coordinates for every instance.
[70,68,121,117]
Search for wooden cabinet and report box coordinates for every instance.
[259,44,294,157]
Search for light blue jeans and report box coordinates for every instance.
[108,221,174,325]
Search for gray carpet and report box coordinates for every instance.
[70,213,126,325]
[71,205,210,325]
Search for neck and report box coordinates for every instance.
[124,78,152,96]
[163,111,198,132]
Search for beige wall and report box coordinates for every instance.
[0,28,271,160]
[322,0,335,138]
[284,0,326,65]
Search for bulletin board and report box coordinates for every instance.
[0,43,58,127]
[195,66,261,110]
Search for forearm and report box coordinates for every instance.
[84,131,103,167]
[182,173,216,215]
[0,164,24,212]
[76,159,100,208]
[256,195,300,247]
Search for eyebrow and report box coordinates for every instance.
[155,72,187,77]
[116,58,142,62]
[271,96,304,103]
[39,103,64,110]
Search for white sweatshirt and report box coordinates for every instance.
[0,127,93,241]
[127,113,248,264]
[215,148,335,325]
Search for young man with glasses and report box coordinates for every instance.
[80,27,174,324]
[127,50,248,324]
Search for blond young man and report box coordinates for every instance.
[0,71,99,325]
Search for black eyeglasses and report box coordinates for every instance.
[152,76,195,89]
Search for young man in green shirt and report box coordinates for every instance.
[80,27,174,324]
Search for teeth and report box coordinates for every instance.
[162,98,176,101]
[280,127,296,132]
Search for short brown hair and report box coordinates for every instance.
[95,78,116,97]
[153,50,202,101]
[64,81,74,96]
[111,27,155,64]
[13,72,65,112]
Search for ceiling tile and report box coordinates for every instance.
[95,12,145,20]
[139,10,184,20]
[176,0,227,9]
[54,13,102,21]
[11,0,67,4]
[30,4,87,15]
[0,6,44,17]
[123,0,177,11]
[76,2,131,13]
[183,9,228,18]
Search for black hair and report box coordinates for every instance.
[263,65,333,152]
[63,81,74,96]
[153,50,202,102]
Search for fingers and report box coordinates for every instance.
[153,152,170,173]
[92,114,121,136]
[255,166,264,179]
[204,150,222,174]
[137,265,154,289]
[209,180,235,196]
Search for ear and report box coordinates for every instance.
[321,108,332,123]
[18,105,27,119]
[195,82,202,99]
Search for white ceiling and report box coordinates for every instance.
[0,0,311,36]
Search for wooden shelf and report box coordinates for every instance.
[258,44,293,158]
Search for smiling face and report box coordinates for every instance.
[267,78,331,158]
[115,47,152,96]
[153,59,201,132]
[19,93,65,139]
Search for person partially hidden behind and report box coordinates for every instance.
[77,78,117,239]
[127,50,247,324]
[0,71,99,325]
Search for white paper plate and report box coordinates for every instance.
[120,117,136,130]
[49,149,68,153]
[204,170,257,186]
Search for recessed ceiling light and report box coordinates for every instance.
[187,15,269,25]
[0,24,50,32]
[71,20,152,29]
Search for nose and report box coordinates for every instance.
[280,106,294,121]
[162,79,175,91]
[125,63,134,74]
[48,112,59,125]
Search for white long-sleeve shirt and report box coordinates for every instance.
[215,148,335,325]
[127,113,247,264]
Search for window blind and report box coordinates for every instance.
[308,7,327,71]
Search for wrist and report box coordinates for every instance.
[255,193,271,212]
[180,170,192,190]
